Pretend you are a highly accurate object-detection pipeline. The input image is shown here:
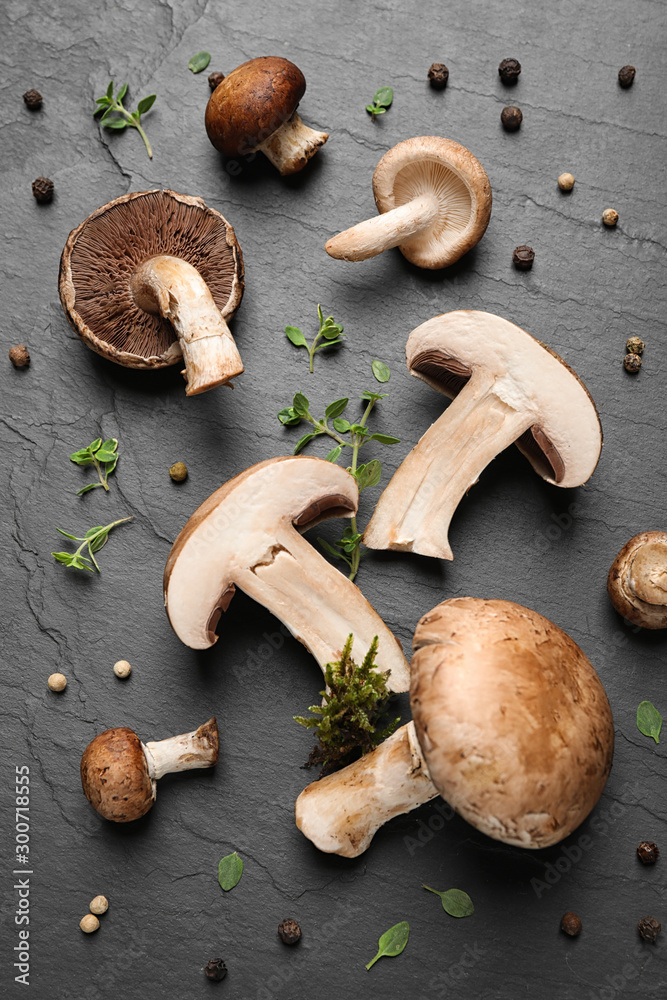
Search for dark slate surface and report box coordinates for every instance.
[1,0,665,997]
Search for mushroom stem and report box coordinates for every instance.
[259,112,329,175]
[325,195,439,261]
[143,718,219,780]
[295,722,438,857]
[130,255,243,395]
[364,369,534,559]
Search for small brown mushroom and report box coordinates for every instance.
[80,718,218,822]
[205,57,328,175]
[296,598,615,857]
[607,532,667,629]
[325,137,491,269]
[59,190,244,396]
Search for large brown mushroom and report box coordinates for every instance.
[59,189,244,396]
[296,599,615,856]
[325,137,491,269]
[607,531,667,629]
[80,718,219,822]
[205,57,329,175]
[364,311,602,559]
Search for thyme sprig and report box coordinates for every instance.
[51,517,133,572]
[285,304,345,373]
[94,82,156,159]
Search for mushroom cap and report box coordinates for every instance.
[607,531,667,629]
[371,136,492,268]
[411,598,614,849]
[205,56,306,156]
[406,310,602,487]
[80,727,155,822]
[59,189,244,370]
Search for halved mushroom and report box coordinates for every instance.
[364,311,602,560]
[80,718,218,822]
[325,137,491,269]
[296,598,615,856]
[59,189,244,396]
[608,531,667,629]
[163,456,410,691]
[205,57,329,175]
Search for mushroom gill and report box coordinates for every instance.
[394,159,472,257]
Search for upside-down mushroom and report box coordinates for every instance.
[325,137,491,269]
[296,598,615,856]
[608,531,667,629]
[364,311,602,559]
[59,190,244,396]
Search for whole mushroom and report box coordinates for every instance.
[205,57,329,175]
[325,136,491,269]
[59,190,244,396]
[607,531,667,629]
[296,598,615,856]
[80,718,218,822]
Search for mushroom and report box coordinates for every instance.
[59,189,244,396]
[296,598,615,857]
[607,531,667,629]
[205,57,329,175]
[80,718,218,822]
[364,311,602,560]
[325,137,491,269]
[163,456,410,692]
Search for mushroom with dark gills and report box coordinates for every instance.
[205,57,329,175]
[364,311,603,560]
[608,531,667,629]
[325,137,491,269]
[163,456,410,692]
[59,190,244,396]
[295,599,615,857]
[80,718,219,822]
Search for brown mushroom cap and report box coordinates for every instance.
[607,531,667,629]
[205,57,306,156]
[80,727,154,822]
[59,189,244,370]
[410,598,614,848]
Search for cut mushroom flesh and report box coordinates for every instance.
[607,531,667,629]
[163,456,410,692]
[364,311,602,560]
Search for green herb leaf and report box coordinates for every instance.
[76,483,102,496]
[317,536,350,564]
[372,359,391,383]
[137,94,156,114]
[52,517,133,573]
[366,920,409,970]
[189,51,211,74]
[104,117,128,130]
[321,323,345,341]
[423,885,474,917]
[637,701,662,743]
[332,417,351,433]
[356,459,382,491]
[218,852,243,890]
[106,81,114,100]
[361,389,388,402]
[70,449,95,466]
[325,398,349,419]
[325,445,342,462]
[116,82,128,102]
[292,392,310,417]
[95,84,155,158]
[365,104,377,115]
[285,326,308,348]
[369,432,401,445]
[294,432,317,454]
[373,86,394,108]
[277,407,301,426]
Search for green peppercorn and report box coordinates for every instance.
[169,462,188,482]
[626,336,645,355]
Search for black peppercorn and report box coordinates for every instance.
[637,841,659,864]
[9,345,30,368]
[32,177,54,204]
[501,105,522,131]
[278,919,302,945]
[204,958,227,981]
[498,58,521,84]
[623,353,642,373]
[208,72,225,91]
[626,336,645,355]
[427,63,449,89]
[638,916,661,943]
[560,912,582,937]
[618,65,636,88]
[512,245,534,271]
[23,89,43,110]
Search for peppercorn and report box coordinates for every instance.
[560,912,582,937]
[558,172,575,192]
[427,63,449,89]
[204,958,227,981]
[23,89,43,110]
[9,344,30,367]
[47,672,67,692]
[512,245,534,271]
[32,177,54,204]
[79,914,100,934]
[208,72,225,91]
[602,208,618,227]
[626,336,645,355]
[278,919,302,945]
[501,105,522,131]
[498,58,521,84]
[90,895,108,915]
[113,659,132,678]
[624,353,642,373]
[638,916,661,943]
[637,841,659,864]
[618,65,636,88]
[169,462,188,483]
